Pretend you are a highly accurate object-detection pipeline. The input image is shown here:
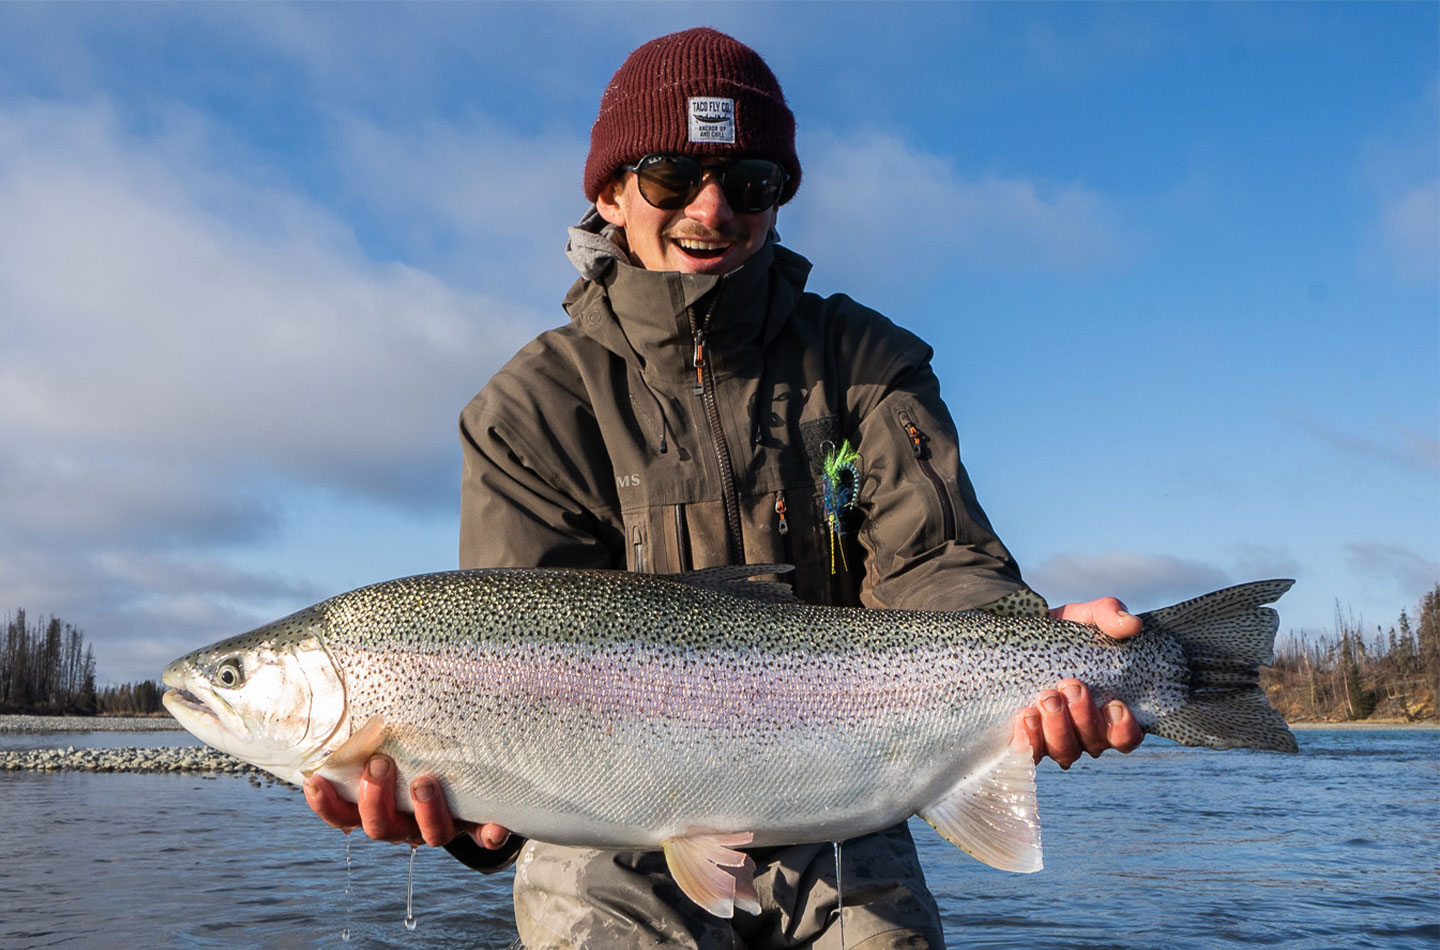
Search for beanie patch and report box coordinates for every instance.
[688,97,735,144]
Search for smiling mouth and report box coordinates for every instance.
[672,237,733,260]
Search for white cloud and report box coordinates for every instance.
[1379,177,1439,283]
[1025,550,1232,612]
[0,97,553,679]
[1282,409,1440,476]
[781,128,1126,293]
[0,99,544,501]
[1344,541,1439,600]
[328,111,588,296]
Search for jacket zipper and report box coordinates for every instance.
[673,504,693,572]
[897,410,957,541]
[689,286,744,561]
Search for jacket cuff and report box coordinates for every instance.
[443,833,526,873]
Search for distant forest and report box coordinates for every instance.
[1263,584,1440,722]
[1,609,163,715]
[3,585,1438,721]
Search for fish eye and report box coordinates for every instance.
[215,658,245,689]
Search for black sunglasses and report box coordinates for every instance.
[619,153,789,214]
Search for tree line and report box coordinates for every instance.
[1,610,165,715]
[1262,584,1440,722]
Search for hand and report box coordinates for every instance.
[1012,596,1145,768]
[303,754,512,850]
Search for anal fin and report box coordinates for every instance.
[918,739,1043,873]
[662,832,760,918]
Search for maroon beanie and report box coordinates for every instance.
[584,27,801,205]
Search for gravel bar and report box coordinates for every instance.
[0,744,277,778]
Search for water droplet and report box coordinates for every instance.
[343,833,354,942]
[404,843,418,931]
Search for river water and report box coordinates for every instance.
[0,728,1434,949]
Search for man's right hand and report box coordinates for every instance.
[303,754,512,850]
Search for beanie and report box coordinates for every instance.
[584,27,801,205]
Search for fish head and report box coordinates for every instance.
[162,607,347,785]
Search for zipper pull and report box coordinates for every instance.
[899,412,924,457]
[774,491,789,536]
[692,334,706,395]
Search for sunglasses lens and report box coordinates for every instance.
[634,155,702,210]
[722,159,785,213]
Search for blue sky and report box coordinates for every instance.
[0,3,1435,683]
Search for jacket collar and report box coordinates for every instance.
[562,206,811,384]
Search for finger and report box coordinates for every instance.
[303,775,360,831]
[1013,707,1045,765]
[1036,689,1080,769]
[477,823,513,850]
[1095,603,1142,639]
[1103,701,1144,753]
[357,755,421,843]
[410,775,459,848]
[1059,680,1109,758]
[1050,597,1141,639]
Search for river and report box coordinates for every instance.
[0,727,1434,948]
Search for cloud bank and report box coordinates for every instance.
[0,98,549,678]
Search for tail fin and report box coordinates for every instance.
[1141,580,1299,753]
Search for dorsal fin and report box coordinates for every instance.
[671,565,800,603]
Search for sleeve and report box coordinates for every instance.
[458,397,621,571]
[851,353,1030,613]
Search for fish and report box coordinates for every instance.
[162,566,1297,918]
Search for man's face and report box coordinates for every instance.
[595,161,778,276]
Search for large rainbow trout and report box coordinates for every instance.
[162,566,1296,917]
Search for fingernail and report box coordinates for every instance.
[412,780,435,803]
[1040,694,1064,713]
[1022,711,1041,730]
[1104,701,1126,725]
[1062,683,1084,704]
[366,756,392,780]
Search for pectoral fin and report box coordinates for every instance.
[302,715,386,780]
[917,739,1043,873]
[661,832,760,918]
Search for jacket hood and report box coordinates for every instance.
[562,206,812,386]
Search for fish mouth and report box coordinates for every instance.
[161,664,251,742]
[162,686,214,721]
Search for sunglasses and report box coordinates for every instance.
[619,153,789,214]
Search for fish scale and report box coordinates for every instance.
[163,566,1297,918]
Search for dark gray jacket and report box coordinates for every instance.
[458,214,1025,611]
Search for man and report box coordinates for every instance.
[306,27,1142,948]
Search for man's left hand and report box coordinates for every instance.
[1013,597,1145,768]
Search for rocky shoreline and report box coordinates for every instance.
[0,744,275,779]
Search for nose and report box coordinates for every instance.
[683,174,735,228]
